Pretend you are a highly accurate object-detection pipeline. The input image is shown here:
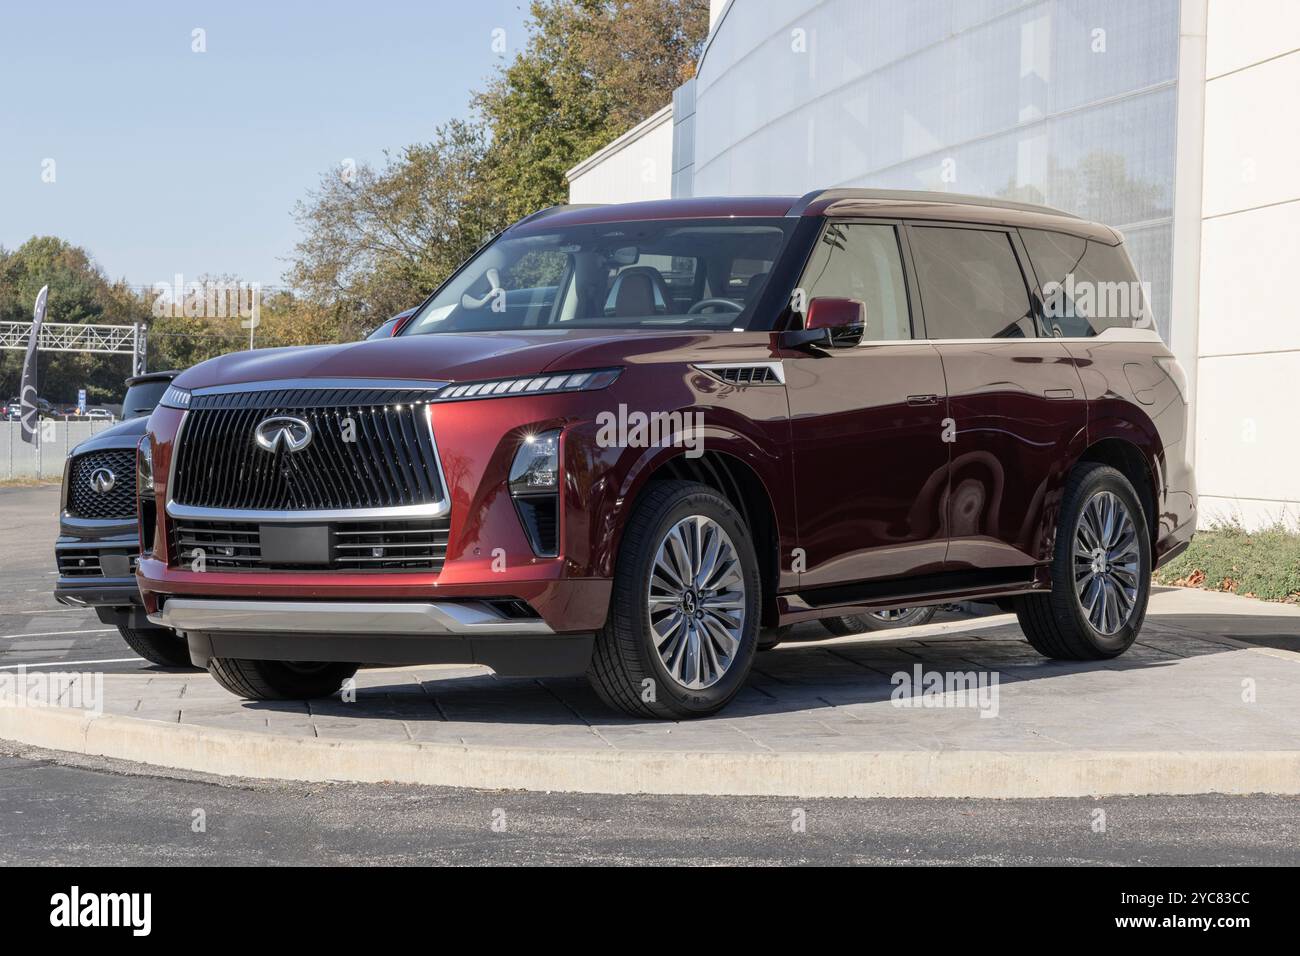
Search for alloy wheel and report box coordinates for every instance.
[647,515,746,690]
[1073,490,1141,635]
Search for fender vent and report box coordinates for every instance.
[695,363,785,386]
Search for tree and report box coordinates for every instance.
[0,237,146,405]
[287,120,501,339]
[476,0,709,222]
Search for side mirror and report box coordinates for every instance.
[783,297,866,350]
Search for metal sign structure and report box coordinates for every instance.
[0,320,146,374]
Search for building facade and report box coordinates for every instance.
[567,0,1300,531]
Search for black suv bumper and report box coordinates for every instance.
[54,516,153,630]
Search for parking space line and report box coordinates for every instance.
[0,657,142,669]
[0,628,117,640]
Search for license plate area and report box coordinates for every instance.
[259,524,331,565]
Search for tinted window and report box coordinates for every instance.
[911,227,1034,339]
[799,222,911,341]
[1022,229,1148,337]
[122,380,170,419]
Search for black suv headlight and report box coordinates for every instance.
[509,430,560,557]
[136,436,157,558]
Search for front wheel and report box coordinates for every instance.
[1016,462,1151,659]
[207,658,358,700]
[587,480,761,719]
[117,625,195,668]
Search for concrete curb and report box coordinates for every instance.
[4,704,1300,798]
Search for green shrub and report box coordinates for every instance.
[1155,521,1300,603]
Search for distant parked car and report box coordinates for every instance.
[366,307,417,339]
[54,369,192,667]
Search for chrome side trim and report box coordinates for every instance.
[190,378,448,396]
[165,501,450,521]
[149,599,554,636]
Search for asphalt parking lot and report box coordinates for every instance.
[0,485,147,675]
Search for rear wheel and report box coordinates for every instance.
[587,481,761,719]
[1016,462,1150,659]
[207,658,359,700]
[757,625,791,651]
[117,625,194,668]
[820,605,938,636]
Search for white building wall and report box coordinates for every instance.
[1195,0,1300,529]
[566,106,674,205]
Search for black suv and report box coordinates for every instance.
[55,370,192,666]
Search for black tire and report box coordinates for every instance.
[117,625,194,668]
[820,605,938,636]
[758,625,791,651]
[207,658,359,700]
[1016,462,1151,660]
[587,480,762,719]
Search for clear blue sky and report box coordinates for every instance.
[0,0,532,289]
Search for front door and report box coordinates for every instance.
[782,220,950,589]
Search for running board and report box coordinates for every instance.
[778,567,1043,625]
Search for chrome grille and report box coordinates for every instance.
[170,518,450,572]
[67,450,137,519]
[170,388,445,511]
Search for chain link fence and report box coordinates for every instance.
[1,421,120,479]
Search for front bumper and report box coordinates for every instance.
[150,598,555,636]
[53,524,142,609]
[158,598,595,677]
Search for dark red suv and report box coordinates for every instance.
[138,190,1196,718]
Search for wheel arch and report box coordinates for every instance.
[617,444,785,628]
[1075,435,1160,551]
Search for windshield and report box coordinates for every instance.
[402,217,796,335]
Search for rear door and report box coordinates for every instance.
[906,222,1087,571]
[782,220,950,588]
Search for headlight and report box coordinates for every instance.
[160,385,191,409]
[509,430,560,556]
[136,435,154,497]
[435,368,620,402]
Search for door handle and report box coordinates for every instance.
[907,394,939,406]
[1044,388,1075,400]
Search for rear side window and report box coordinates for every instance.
[799,222,912,341]
[910,227,1034,339]
[1021,229,1147,337]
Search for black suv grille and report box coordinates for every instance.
[170,518,450,572]
[171,388,444,511]
[67,450,138,519]
[56,549,138,577]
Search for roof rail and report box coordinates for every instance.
[786,187,1079,220]
[511,203,606,228]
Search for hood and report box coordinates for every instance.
[172,329,708,391]
[69,414,148,455]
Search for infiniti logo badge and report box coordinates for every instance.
[254,415,313,453]
[89,467,116,493]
